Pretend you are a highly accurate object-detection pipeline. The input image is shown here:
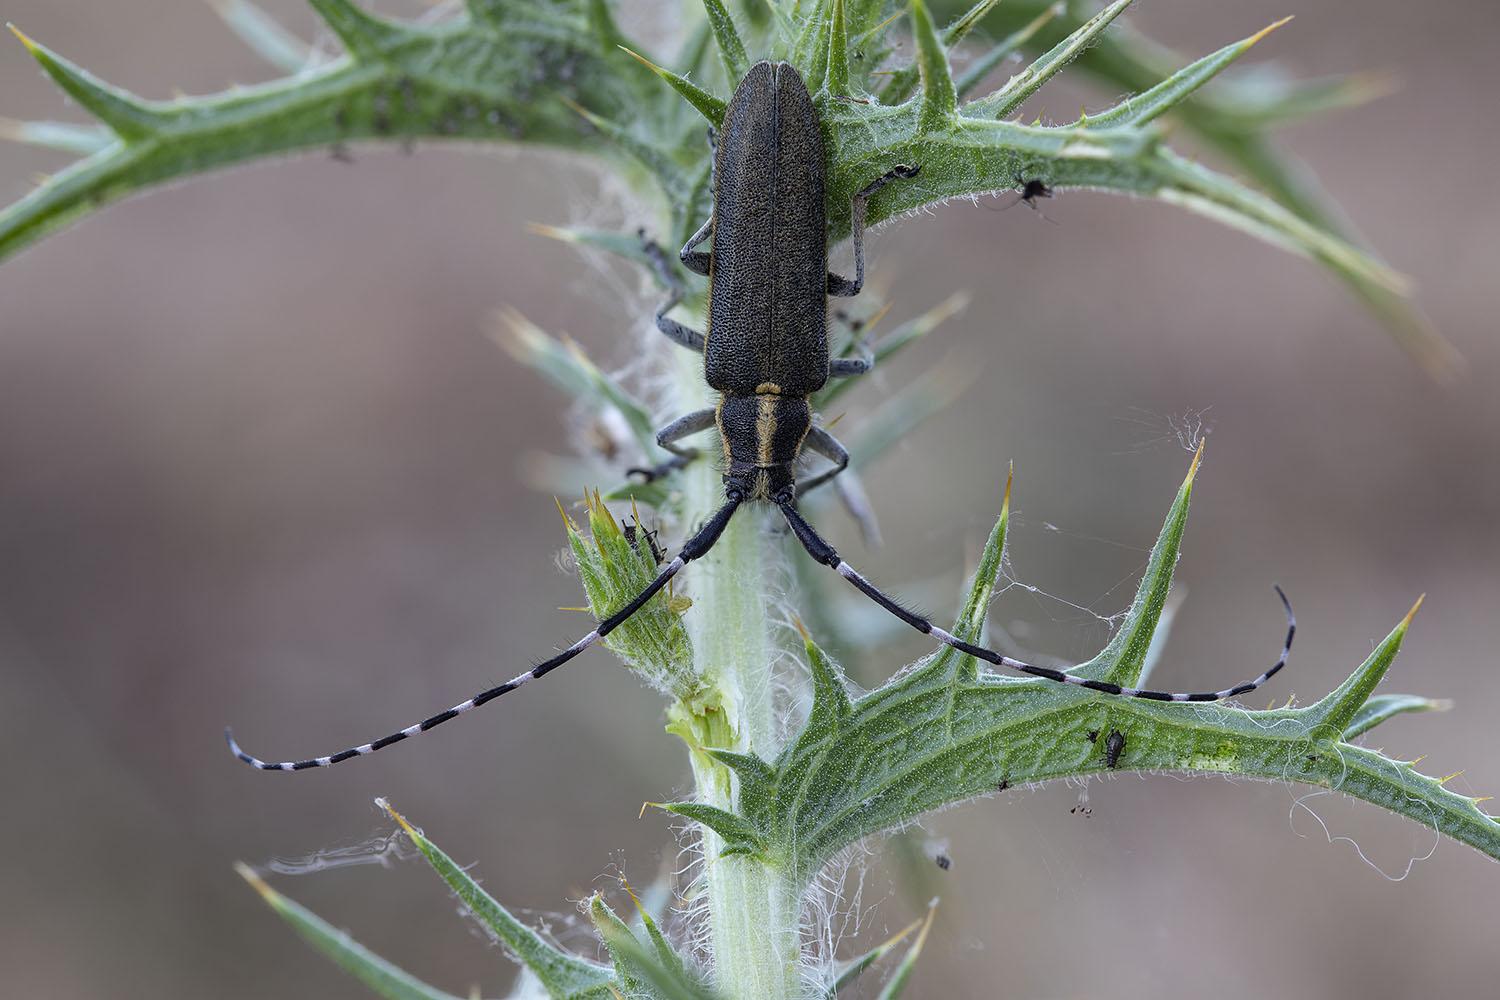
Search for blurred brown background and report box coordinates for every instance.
[2,1,1497,997]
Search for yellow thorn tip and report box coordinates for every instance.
[7,24,39,53]
[525,221,573,242]
[1247,16,1294,48]
[1439,770,1465,785]
[911,898,939,951]
[1188,439,1206,479]
[233,860,276,898]
[616,45,664,75]
[556,94,597,122]
[1402,593,1426,627]
[555,495,579,531]
[871,8,905,36]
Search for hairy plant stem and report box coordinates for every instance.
[662,329,800,999]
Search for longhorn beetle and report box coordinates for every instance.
[229,61,1295,771]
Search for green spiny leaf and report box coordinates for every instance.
[564,492,696,697]
[699,0,749,84]
[965,0,1134,120]
[493,306,659,459]
[307,0,406,61]
[619,46,727,128]
[825,0,852,95]
[209,0,315,73]
[590,895,721,1000]
[1342,692,1450,741]
[1085,17,1293,128]
[1300,596,1423,737]
[236,863,466,1000]
[615,878,686,985]
[825,911,924,996]
[656,801,766,856]
[817,292,970,408]
[559,96,695,207]
[878,0,1003,105]
[0,116,111,154]
[910,0,957,130]
[1076,445,1198,687]
[874,901,937,1000]
[843,350,980,469]
[7,26,163,140]
[953,4,1062,100]
[586,0,629,53]
[667,462,1499,887]
[380,801,616,999]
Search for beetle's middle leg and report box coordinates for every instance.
[627,407,717,483]
[642,230,708,353]
[827,307,879,378]
[827,164,921,298]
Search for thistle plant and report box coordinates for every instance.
[5,2,1494,998]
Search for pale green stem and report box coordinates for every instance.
[664,325,802,999]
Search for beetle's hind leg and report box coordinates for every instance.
[827,164,922,298]
[801,425,883,544]
[627,407,717,483]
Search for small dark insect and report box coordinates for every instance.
[1014,174,1053,207]
[1071,804,1092,817]
[1086,729,1100,743]
[622,519,666,567]
[990,172,1057,222]
[1103,729,1127,770]
[935,853,952,870]
[996,778,1010,792]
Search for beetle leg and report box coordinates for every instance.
[642,233,707,352]
[627,407,717,482]
[827,164,921,298]
[679,215,714,276]
[805,425,882,545]
[828,337,874,377]
[798,424,851,494]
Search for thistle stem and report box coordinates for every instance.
[664,328,801,998]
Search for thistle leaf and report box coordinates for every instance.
[7,26,163,140]
[698,0,749,84]
[380,801,617,999]
[655,463,1500,886]
[590,896,720,1000]
[910,0,958,130]
[965,0,1135,120]
[0,1,1445,365]
[235,863,466,1000]
[209,0,315,73]
[306,0,405,62]
[1085,17,1293,128]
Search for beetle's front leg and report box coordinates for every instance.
[627,407,717,483]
